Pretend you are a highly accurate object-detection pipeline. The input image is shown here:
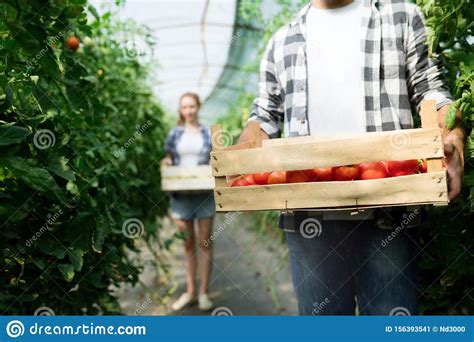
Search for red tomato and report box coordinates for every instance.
[227,176,240,187]
[419,160,428,173]
[287,170,310,183]
[359,162,388,180]
[267,171,287,184]
[302,169,317,181]
[228,175,250,187]
[360,169,387,180]
[253,172,271,185]
[67,36,80,51]
[234,178,251,187]
[244,174,256,185]
[333,165,360,181]
[386,160,420,177]
[311,167,333,182]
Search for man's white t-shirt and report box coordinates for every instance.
[306,1,373,220]
[306,0,368,137]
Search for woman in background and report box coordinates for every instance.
[161,92,215,312]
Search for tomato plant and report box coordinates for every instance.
[0,1,168,315]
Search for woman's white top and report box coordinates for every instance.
[175,129,204,167]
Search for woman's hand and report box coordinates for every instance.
[161,157,173,167]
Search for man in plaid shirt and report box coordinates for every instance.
[237,0,466,315]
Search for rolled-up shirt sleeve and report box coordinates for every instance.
[406,5,453,112]
[246,35,284,139]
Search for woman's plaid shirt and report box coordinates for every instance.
[247,0,453,138]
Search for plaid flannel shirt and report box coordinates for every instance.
[246,0,453,229]
[247,0,453,138]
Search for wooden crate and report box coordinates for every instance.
[210,100,449,212]
[161,165,215,192]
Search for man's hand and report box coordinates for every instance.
[437,104,466,201]
[443,131,465,200]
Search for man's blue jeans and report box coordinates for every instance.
[283,216,420,315]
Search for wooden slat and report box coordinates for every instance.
[263,134,349,147]
[420,100,444,172]
[223,140,251,151]
[161,165,212,178]
[247,121,263,148]
[214,172,448,212]
[211,128,443,176]
[210,124,228,188]
[162,178,215,192]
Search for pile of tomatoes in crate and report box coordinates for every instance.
[228,159,428,187]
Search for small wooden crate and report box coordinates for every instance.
[210,100,449,212]
[161,165,215,192]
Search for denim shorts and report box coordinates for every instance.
[169,191,215,220]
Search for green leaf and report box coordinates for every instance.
[58,264,75,282]
[0,85,13,112]
[39,50,60,78]
[470,186,474,212]
[68,248,84,272]
[2,157,65,202]
[66,181,79,194]
[88,4,100,20]
[52,247,66,259]
[48,157,76,181]
[80,75,98,83]
[0,124,30,146]
[445,102,458,129]
[92,220,108,253]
